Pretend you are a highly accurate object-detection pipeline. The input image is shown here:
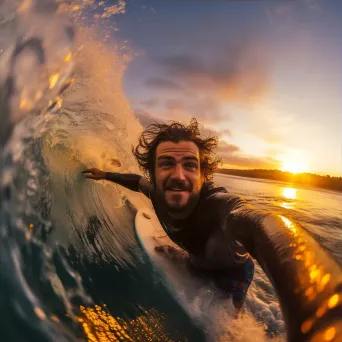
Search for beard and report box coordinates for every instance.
[155,179,200,218]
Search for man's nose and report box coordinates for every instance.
[171,164,185,180]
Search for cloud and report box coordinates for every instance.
[134,110,162,127]
[133,112,278,170]
[164,98,186,111]
[218,141,240,154]
[221,129,232,136]
[201,126,232,138]
[217,141,281,169]
[189,97,224,121]
[157,55,205,78]
[222,154,281,169]
[134,108,210,129]
[155,49,269,104]
[140,98,159,107]
[136,39,270,142]
[145,77,183,90]
[134,109,231,138]
[162,96,227,125]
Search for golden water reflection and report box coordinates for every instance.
[79,305,182,342]
[283,187,297,200]
[280,187,297,209]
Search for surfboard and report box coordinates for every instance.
[134,209,219,313]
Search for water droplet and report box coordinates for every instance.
[49,73,60,89]
[34,306,46,320]
[316,306,326,318]
[328,294,339,309]
[64,52,72,63]
[324,327,336,341]
[301,318,314,334]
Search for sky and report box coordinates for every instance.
[109,0,341,176]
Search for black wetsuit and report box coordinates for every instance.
[105,172,265,262]
[102,172,342,339]
[105,172,263,305]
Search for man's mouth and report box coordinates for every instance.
[166,187,188,192]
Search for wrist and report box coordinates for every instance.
[104,172,119,181]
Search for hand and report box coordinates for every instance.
[82,168,106,180]
[155,245,188,261]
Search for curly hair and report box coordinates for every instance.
[132,118,222,182]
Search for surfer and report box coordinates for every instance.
[82,119,258,312]
[82,119,342,337]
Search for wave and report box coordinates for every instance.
[2,1,339,342]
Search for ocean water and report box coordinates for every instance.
[0,1,341,341]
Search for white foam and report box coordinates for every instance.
[152,249,286,342]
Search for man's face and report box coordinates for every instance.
[154,140,203,217]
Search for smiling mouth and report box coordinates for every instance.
[166,188,188,192]
[166,187,188,193]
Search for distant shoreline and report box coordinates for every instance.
[216,169,342,193]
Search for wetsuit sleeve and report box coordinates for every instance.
[220,196,267,259]
[222,195,342,341]
[138,176,154,198]
[105,172,153,198]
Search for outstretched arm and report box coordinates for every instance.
[105,172,142,192]
[82,168,152,196]
[226,198,342,342]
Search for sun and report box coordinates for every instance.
[281,161,310,174]
[279,151,311,174]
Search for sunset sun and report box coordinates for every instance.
[279,152,311,174]
[281,161,310,174]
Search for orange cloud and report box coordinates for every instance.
[218,141,240,154]
[221,155,281,170]
[201,126,232,138]
[137,40,271,138]
[134,112,278,170]
[217,141,281,169]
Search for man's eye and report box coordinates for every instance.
[184,162,197,169]
[159,161,173,167]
